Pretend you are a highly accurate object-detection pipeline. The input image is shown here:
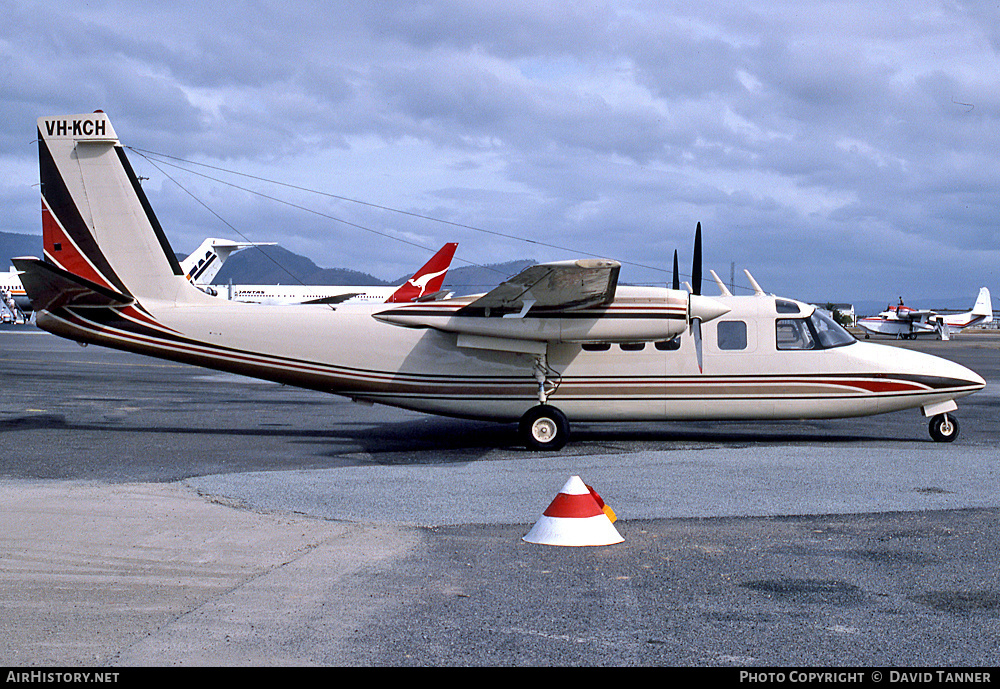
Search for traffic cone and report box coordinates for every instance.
[523,475,623,546]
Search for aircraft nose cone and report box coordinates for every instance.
[964,365,986,390]
[689,294,731,323]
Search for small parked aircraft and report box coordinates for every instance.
[858,288,993,340]
[14,112,985,449]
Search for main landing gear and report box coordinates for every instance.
[519,353,569,450]
[928,413,960,443]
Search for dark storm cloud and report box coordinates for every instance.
[1,0,997,302]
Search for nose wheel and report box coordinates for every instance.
[519,405,570,451]
[928,413,959,442]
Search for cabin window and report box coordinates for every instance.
[776,299,800,314]
[717,320,748,350]
[655,338,681,351]
[581,342,611,352]
[619,342,646,352]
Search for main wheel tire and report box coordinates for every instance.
[929,413,959,443]
[519,405,570,451]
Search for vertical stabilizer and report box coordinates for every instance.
[973,287,992,322]
[386,242,458,302]
[181,237,273,286]
[37,112,210,305]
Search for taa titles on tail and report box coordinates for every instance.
[14,112,985,450]
[858,289,993,341]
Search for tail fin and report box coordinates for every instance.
[973,287,992,321]
[385,242,458,303]
[37,112,209,305]
[180,238,273,285]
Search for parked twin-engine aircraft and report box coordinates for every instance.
[858,288,993,340]
[222,242,458,305]
[14,112,986,449]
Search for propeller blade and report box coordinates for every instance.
[693,318,703,373]
[672,250,680,291]
[690,223,709,372]
[692,222,702,296]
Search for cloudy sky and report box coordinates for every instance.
[2,0,998,306]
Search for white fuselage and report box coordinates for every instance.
[25,111,986,435]
[37,284,984,425]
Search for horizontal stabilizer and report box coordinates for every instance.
[10,257,133,311]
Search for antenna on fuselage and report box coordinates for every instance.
[744,269,766,296]
[709,270,733,296]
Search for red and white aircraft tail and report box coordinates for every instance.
[385,242,457,303]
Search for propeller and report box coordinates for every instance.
[672,250,680,291]
[691,222,704,372]
[681,222,731,372]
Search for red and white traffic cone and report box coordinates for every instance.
[523,475,623,546]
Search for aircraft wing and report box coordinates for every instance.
[10,257,134,311]
[300,293,362,305]
[458,259,621,317]
[899,309,936,322]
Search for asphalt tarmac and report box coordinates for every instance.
[1,324,998,667]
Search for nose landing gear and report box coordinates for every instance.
[928,413,959,442]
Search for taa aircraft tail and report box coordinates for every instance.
[385,242,458,303]
[181,238,274,286]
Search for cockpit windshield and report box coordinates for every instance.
[809,309,856,348]
[776,309,856,350]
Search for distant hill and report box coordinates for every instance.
[213,245,391,286]
[440,259,535,294]
[214,246,534,294]
[0,230,533,294]
[0,231,42,263]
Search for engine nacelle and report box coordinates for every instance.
[373,289,730,344]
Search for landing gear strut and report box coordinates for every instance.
[520,353,569,450]
[928,413,959,443]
